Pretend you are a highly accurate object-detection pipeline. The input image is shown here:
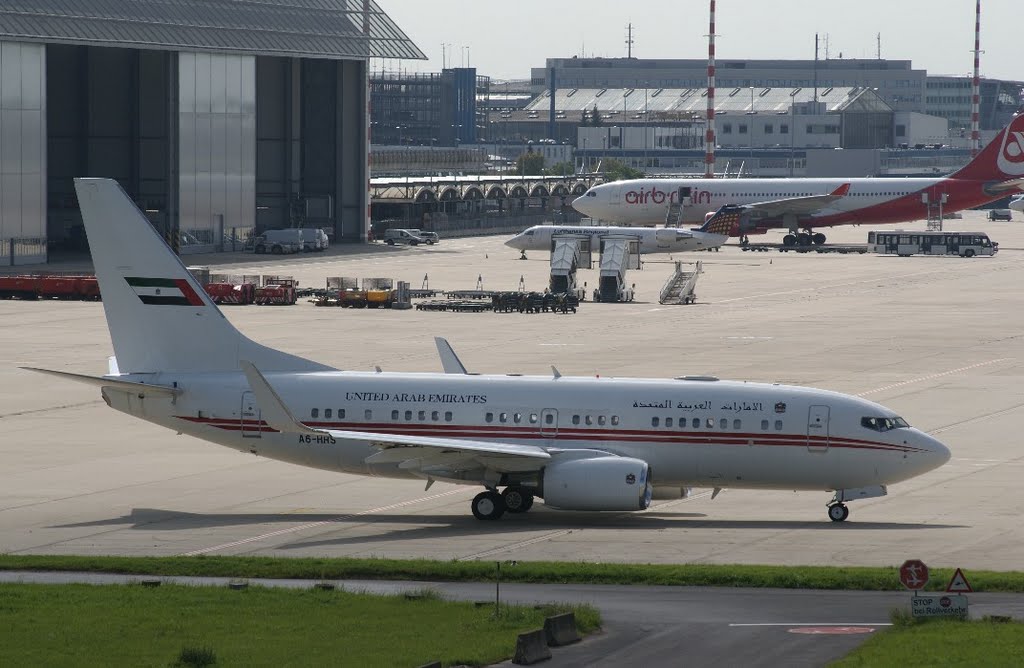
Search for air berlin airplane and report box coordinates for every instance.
[573,115,1024,247]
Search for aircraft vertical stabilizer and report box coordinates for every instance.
[73,178,332,374]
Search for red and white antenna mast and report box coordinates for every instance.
[971,0,982,157]
[705,0,717,178]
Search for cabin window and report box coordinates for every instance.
[678,417,686,429]
[514,413,522,424]
[486,412,494,423]
[418,410,426,421]
[444,411,453,422]
[665,417,673,428]
[706,418,715,428]
[338,409,345,419]
[545,413,554,425]
[432,410,440,421]
[311,408,319,418]
[500,412,508,423]
[597,415,606,426]
[405,410,413,421]
[733,419,741,430]
[572,415,580,425]
[719,418,728,429]
[652,417,660,427]
[692,418,700,429]
[774,419,783,431]
[761,419,769,430]
[585,415,593,426]
[530,413,539,424]
[391,410,399,420]
[611,415,620,426]
[364,409,372,420]
[324,408,332,419]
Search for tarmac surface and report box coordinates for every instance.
[2,212,1024,571]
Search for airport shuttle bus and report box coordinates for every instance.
[868,230,998,258]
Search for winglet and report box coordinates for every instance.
[434,337,468,374]
[240,360,320,435]
[829,183,851,197]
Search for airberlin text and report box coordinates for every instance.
[345,391,488,404]
[624,187,712,206]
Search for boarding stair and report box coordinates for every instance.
[658,260,703,305]
[549,235,591,299]
[594,236,640,302]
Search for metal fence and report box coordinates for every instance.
[1,238,47,266]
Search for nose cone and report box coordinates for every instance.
[573,193,595,216]
[505,234,524,250]
[913,430,952,475]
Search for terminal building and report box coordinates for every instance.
[0,0,422,266]
[532,57,1024,133]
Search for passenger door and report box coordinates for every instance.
[807,405,830,452]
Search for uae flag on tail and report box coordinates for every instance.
[125,277,204,306]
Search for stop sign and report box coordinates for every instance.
[899,559,929,590]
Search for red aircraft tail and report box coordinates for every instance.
[950,114,1024,182]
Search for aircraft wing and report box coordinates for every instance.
[985,178,1024,194]
[240,360,552,474]
[738,183,851,219]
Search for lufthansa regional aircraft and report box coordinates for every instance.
[504,219,728,254]
[573,115,1024,247]
[28,178,951,523]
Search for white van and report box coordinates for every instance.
[383,229,427,246]
[298,228,329,251]
[252,229,303,254]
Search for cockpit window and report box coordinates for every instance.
[525,230,534,236]
[587,191,597,197]
[861,416,910,432]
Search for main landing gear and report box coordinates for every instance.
[827,502,850,522]
[783,231,827,247]
[471,486,535,520]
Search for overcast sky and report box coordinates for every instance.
[376,0,1020,82]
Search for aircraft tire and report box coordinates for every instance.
[813,233,827,245]
[472,491,506,520]
[502,487,533,513]
[828,503,849,522]
[783,234,797,247]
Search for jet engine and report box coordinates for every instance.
[541,456,653,511]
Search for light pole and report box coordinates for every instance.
[749,87,755,173]
[643,81,649,173]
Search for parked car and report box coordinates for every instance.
[406,229,439,244]
[988,209,1012,222]
[297,228,329,252]
[382,229,427,246]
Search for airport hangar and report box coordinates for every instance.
[0,0,424,266]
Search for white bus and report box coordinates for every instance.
[868,230,998,258]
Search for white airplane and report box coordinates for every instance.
[573,115,1024,247]
[26,178,950,523]
[504,219,728,254]
[1010,194,1024,213]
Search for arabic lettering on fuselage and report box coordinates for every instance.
[632,398,764,412]
[345,391,488,404]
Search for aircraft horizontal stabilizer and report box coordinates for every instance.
[985,178,1024,194]
[21,367,181,398]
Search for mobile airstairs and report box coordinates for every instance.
[658,260,703,305]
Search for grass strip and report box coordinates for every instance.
[831,617,1024,667]
[1,555,1023,592]
[0,582,600,668]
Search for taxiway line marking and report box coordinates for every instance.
[181,488,470,556]
[728,623,892,627]
[857,358,1008,397]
